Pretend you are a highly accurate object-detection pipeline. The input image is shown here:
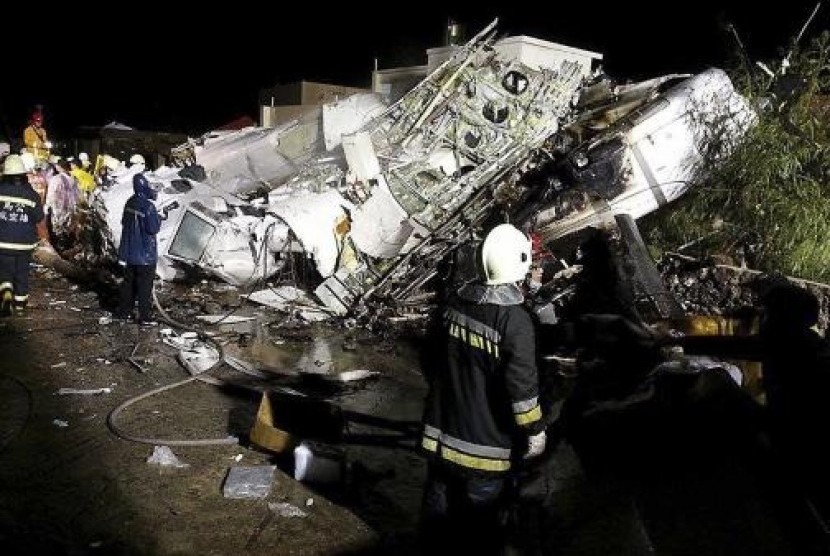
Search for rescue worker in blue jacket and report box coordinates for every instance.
[419,223,546,554]
[114,172,163,325]
[0,154,45,315]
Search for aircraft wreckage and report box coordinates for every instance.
[75,19,755,318]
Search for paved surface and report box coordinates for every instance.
[1,267,821,555]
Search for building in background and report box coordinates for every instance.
[259,22,603,127]
[259,81,369,127]
[373,21,603,103]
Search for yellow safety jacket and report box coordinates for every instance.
[71,168,96,193]
[23,125,50,162]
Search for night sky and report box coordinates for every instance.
[1,1,825,141]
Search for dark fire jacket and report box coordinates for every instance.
[421,282,543,473]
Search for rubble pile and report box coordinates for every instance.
[43,19,757,324]
[658,254,758,316]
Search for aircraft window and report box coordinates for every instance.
[483,102,509,124]
[465,80,477,98]
[414,170,441,191]
[502,71,529,95]
[464,130,482,149]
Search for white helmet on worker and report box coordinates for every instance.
[3,154,28,176]
[129,153,145,166]
[19,152,36,172]
[480,223,533,285]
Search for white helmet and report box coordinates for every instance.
[129,153,145,166]
[19,152,36,171]
[480,223,532,285]
[3,154,28,176]
[78,152,90,163]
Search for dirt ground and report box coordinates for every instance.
[0,267,429,555]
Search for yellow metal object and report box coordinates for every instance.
[676,314,764,402]
[249,392,296,454]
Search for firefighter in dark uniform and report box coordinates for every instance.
[419,223,546,554]
[114,172,162,326]
[0,154,45,315]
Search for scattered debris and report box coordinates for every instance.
[177,344,221,375]
[146,445,190,468]
[294,441,345,484]
[55,20,754,323]
[268,501,308,518]
[52,419,69,428]
[222,465,276,499]
[195,315,255,325]
[324,369,380,383]
[57,387,113,395]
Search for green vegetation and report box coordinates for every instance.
[643,31,830,281]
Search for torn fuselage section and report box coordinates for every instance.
[520,68,757,245]
[307,23,585,314]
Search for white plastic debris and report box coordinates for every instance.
[146,445,190,468]
[268,501,308,518]
[329,369,379,383]
[50,362,67,368]
[177,344,221,375]
[195,315,255,325]
[234,454,244,462]
[160,329,200,350]
[305,498,314,507]
[294,441,344,484]
[52,419,69,428]
[57,388,112,395]
[244,287,330,321]
[98,316,112,325]
[222,465,276,499]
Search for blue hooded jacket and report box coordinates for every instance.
[118,173,161,266]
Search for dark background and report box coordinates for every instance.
[1,1,825,140]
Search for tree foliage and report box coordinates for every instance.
[643,31,830,281]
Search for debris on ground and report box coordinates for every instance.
[146,445,190,468]
[222,465,277,499]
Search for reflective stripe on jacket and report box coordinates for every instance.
[0,178,44,253]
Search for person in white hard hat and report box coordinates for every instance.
[0,155,45,315]
[128,153,146,171]
[78,152,91,170]
[419,222,545,554]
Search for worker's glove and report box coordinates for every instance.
[523,430,547,459]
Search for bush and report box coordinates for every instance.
[643,31,830,281]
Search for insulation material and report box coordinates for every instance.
[350,178,414,258]
[342,132,381,182]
